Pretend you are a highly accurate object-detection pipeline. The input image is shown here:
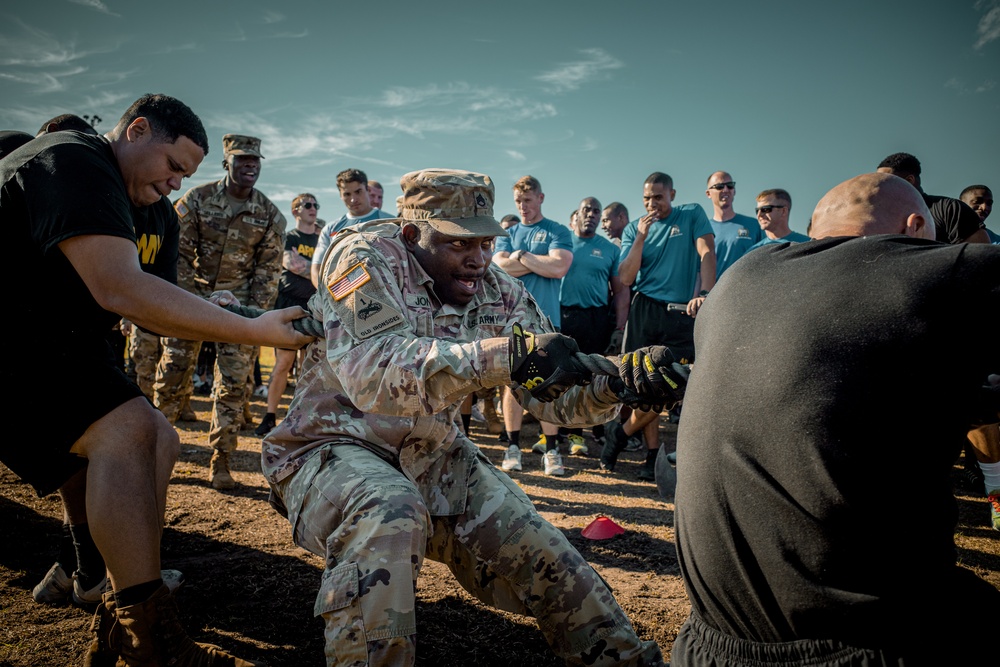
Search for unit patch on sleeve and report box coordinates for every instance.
[352,291,405,339]
[327,263,371,301]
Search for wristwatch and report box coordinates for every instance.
[698,290,709,298]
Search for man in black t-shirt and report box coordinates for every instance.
[255,193,321,436]
[1,93,309,665]
[671,172,1000,666]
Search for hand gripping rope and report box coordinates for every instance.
[222,303,623,378]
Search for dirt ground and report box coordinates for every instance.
[2,354,998,667]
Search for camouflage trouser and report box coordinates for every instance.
[129,329,163,400]
[153,338,255,452]
[276,441,663,667]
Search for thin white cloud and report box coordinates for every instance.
[580,138,598,152]
[68,0,120,17]
[974,1,1000,49]
[945,76,995,94]
[261,10,285,24]
[147,43,199,55]
[269,30,309,39]
[534,48,624,93]
[506,150,526,161]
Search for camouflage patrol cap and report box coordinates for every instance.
[222,133,264,158]
[397,169,508,238]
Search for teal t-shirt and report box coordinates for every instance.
[620,203,713,304]
[494,217,573,326]
[559,234,621,309]
[710,213,763,278]
[749,230,811,252]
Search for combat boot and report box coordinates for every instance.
[115,584,260,666]
[178,396,197,422]
[482,395,504,435]
[83,591,119,667]
[209,451,236,490]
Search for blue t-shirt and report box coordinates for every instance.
[494,217,573,326]
[710,213,763,278]
[620,203,713,304]
[312,208,395,269]
[986,228,1000,244]
[559,234,621,309]
[749,230,811,252]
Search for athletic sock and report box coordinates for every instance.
[507,430,520,447]
[70,523,106,588]
[57,523,77,572]
[461,413,471,433]
[115,579,164,608]
[645,447,660,466]
[548,434,564,452]
[980,460,1000,493]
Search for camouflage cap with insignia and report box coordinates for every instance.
[222,133,265,159]
[396,168,508,238]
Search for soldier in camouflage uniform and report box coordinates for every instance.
[154,134,286,489]
[263,169,668,666]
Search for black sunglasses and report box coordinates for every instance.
[755,205,787,215]
[299,202,320,210]
[709,182,736,191]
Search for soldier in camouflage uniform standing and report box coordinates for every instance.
[154,134,286,489]
[263,169,678,666]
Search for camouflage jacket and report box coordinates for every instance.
[262,220,622,516]
[174,177,286,308]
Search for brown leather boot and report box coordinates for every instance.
[482,395,505,435]
[179,395,197,422]
[115,584,260,666]
[209,451,235,490]
[83,591,119,667]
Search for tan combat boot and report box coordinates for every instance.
[482,394,505,435]
[83,591,119,667]
[178,395,197,422]
[209,451,236,490]
[115,584,260,666]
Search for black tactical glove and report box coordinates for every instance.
[509,322,593,402]
[617,346,689,412]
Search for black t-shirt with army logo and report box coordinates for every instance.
[279,227,319,301]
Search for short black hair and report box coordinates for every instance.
[877,152,921,177]
[604,202,628,219]
[337,168,368,189]
[644,172,673,189]
[960,184,992,198]
[38,113,98,136]
[500,214,521,224]
[113,94,209,155]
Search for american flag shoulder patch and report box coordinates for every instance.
[327,263,371,301]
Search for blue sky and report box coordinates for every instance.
[2,0,998,235]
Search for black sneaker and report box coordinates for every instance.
[254,414,276,437]
[636,461,656,482]
[600,420,628,472]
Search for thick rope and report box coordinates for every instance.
[222,304,622,377]
[222,303,325,338]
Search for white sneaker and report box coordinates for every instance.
[470,404,486,422]
[32,563,73,604]
[568,434,588,456]
[253,384,268,398]
[501,445,522,471]
[543,450,566,476]
[72,568,186,608]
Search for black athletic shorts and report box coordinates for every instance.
[560,304,613,355]
[1,336,144,497]
[623,291,696,362]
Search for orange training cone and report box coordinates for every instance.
[582,515,625,540]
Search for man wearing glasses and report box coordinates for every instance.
[705,171,762,277]
[256,193,323,437]
[749,189,810,250]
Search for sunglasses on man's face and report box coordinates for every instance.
[755,205,787,215]
[299,202,320,210]
[709,182,736,191]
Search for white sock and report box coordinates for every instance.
[978,460,1000,494]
